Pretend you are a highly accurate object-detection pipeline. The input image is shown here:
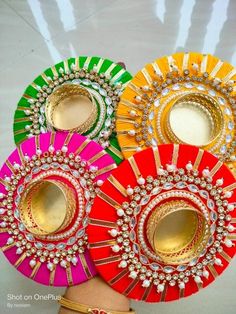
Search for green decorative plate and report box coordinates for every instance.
[13,56,133,164]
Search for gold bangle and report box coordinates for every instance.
[146,200,210,265]
[163,93,224,148]
[19,179,76,236]
[45,84,98,134]
[59,296,136,314]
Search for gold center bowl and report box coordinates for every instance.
[165,93,224,147]
[19,179,76,236]
[45,84,97,133]
[147,200,210,264]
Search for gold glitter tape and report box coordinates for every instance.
[88,151,106,165]
[128,156,141,179]
[96,164,117,176]
[97,190,121,209]
[193,149,204,170]
[108,175,127,197]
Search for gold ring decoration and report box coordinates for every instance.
[19,179,76,236]
[45,84,97,133]
[163,93,224,148]
[147,200,210,264]
[116,52,236,172]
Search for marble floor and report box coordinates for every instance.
[0,0,236,313]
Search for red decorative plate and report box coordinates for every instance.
[87,144,236,302]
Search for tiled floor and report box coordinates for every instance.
[0,0,236,313]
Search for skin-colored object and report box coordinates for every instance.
[59,277,131,314]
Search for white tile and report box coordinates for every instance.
[52,0,236,74]
[5,0,114,40]
[0,1,46,70]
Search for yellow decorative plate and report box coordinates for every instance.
[116,52,236,174]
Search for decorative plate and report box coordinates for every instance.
[0,132,116,286]
[87,144,236,302]
[116,52,236,173]
[13,56,133,164]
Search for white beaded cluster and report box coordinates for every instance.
[22,63,123,149]
[127,67,235,161]
[108,162,235,292]
[0,146,101,271]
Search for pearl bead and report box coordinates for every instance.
[112,245,120,253]
[224,239,234,248]
[109,229,118,237]
[214,258,223,266]
[117,209,125,217]
[96,180,104,187]
[71,257,78,265]
[186,162,193,171]
[166,164,176,172]
[228,225,235,232]
[142,280,151,287]
[16,248,23,255]
[25,125,31,131]
[194,276,202,283]
[119,261,127,268]
[61,146,68,153]
[90,166,98,172]
[203,270,209,279]
[103,131,110,139]
[178,282,185,289]
[126,187,134,196]
[49,145,55,153]
[135,96,141,103]
[157,284,165,292]
[157,168,165,176]
[142,85,149,91]
[230,155,236,161]
[29,259,37,268]
[24,110,31,116]
[36,149,42,155]
[192,63,199,70]
[227,204,234,211]
[7,238,14,245]
[129,110,137,117]
[0,222,6,228]
[47,262,54,271]
[0,193,5,199]
[137,177,145,185]
[125,270,136,281]
[216,178,224,186]
[202,168,210,177]
[13,163,20,170]
[224,191,233,199]
[60,260,67,268]
[128,130,135,136]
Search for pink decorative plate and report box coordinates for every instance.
[0,132,116,286]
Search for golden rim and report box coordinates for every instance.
[19,179,76,236]
[147,200,210,264]
[45,84,97,133]
[163,93,224,148]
